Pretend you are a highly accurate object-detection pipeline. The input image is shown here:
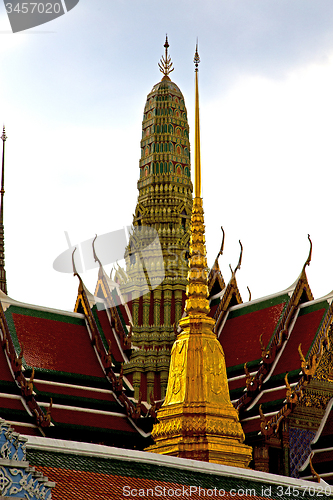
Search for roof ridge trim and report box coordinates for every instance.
[24,436,327,490]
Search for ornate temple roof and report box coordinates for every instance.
[0,286,153,447]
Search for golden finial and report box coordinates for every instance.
[92,234,104,269]
[1,126,7,142]
[218,226,225,258]
[158,35,174,80]
[194,40,200,72]
[179,40,209,317]
[194,40,201,198]
[302,234,312,272]
[247,286,251,301]
[72,247,79,277]
[229,241,243,278]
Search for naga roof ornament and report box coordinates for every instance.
[302,234,312,272]
[158,35,174,80]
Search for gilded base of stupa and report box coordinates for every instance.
[147,403,252,467]
[146,323,252,468]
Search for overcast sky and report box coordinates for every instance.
[0,0,333,311]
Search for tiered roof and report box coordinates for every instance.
[0,281,153,448]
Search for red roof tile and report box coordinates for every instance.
[251,387,286,407]
[49,407,135,432]
[12,313,105,377]
[220,302,286,368]
[271,308,326,377]
[0,394,26,411]
[12,425,40,436]
[96,309,125,363]
[242,417,261,435]
[34,381,117,403]
[229,376,246,392]
[34,467,273,500]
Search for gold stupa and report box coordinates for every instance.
[146,44,252,467]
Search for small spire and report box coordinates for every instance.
[158,35,174,80]
[194,40,200,72]
[194,41,201,198]
[0,126,7,294]
[1,126,7,225]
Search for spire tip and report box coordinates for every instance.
[158,35,174,79]
[194,40,200,72]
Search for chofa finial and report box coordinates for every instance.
[158,35,174,80]
[229,241,243,278]
[302,234,312,272]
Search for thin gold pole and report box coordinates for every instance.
[194,43,201,198]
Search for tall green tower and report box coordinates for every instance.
[123,37,193,401]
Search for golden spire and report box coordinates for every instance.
[183,42,210,319]
[146,44,252,467]
[158,35,174,80]
[194,42,201,198]
[0,126,7,294]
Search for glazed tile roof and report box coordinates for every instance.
[6,305,106,378]
[270,302,328,378]
[96,308,128,364]
[25,436,331,500]
[219,294,288,371]
[0,295,150,447]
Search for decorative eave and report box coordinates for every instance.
[234,247,314,414]
[213,276,242,333]
[208,262,226,295]
[93,265,132,352]
[213,240,244,332]
[73,272,151,425]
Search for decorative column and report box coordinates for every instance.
[174,289,183,324]
[133,371,141,401]
[147,371,155,402]
[253,445,269,472]
[143,293,151,326]
[163,288,172,326]
[160,370,169,399]
[132,298,140,326]
[153,288,162,325]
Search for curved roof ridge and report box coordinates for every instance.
[227,286,295,312]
